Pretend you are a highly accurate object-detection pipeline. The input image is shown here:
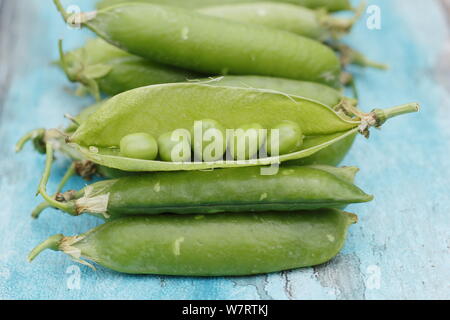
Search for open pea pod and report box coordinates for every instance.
[66,83,418,172]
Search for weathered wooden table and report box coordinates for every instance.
[0,0,449,299]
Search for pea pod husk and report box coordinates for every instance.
[36,159,372,219]
[96,0,353,12]
[59,38,202,100]
[59,35,346,103]
[199,2,356,40]
[54,1,342,87]
[28,209,357,276]
[66,83,418,172]
[16,78,357,177]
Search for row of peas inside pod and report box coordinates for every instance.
[20,0,419,276]
[118,119,304,162]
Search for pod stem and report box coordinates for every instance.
[33,163,77,219]
[322,1,364,38]
[374,103,420,126]
[28,234,64,262]
[53,0,70,22]
[37,142,78,215]
[58,39,74,82]
[358,103,420,137]
[15,129,46,153]
[58,40,102,101]
[336,43,389,70]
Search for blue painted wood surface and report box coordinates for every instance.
[0,0,449,300]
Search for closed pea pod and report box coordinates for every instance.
[96,0,353,12]
[28,209,357,276]
[54,1,342,87]
[60,35,348,100]
[58,39,202,100]
[204,75,347,107]
[198,2,355,40]
[35,143,372,219]
[64,83,418,172]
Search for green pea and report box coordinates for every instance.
[28,209,357,276]
[190,119,226,162]
[229,123,266,160]
[120,133,158,160]
[158,130,192,162]
[267,121,304,156]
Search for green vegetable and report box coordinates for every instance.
[28,209,357,276]
[54,1,342,87]
[35,142,372,219]
[120,133,158,160]
[65,83,418,172]
[190,119,227,162]
[267,120,304,156]
[199,2,355,40]
[229,123,265,160]
[158,131,192,162]
[96,0,353,12]
[58,39,201,100]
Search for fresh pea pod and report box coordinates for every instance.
[28,208,357,276]
[54,1,342,87]
[287,131,357,166]
[60,35,346,102]
[16,77,356,177]
[204,75,346,106]
[96,0,353,12]
[64,83,418,172]
[59,39,202,100]
[36,142,372,219]
[199,2,355,40]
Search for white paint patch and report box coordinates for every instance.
[181,27,189,40]
[173,237,185,256]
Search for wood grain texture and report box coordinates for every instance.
[0,0,449,300]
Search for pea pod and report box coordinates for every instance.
[59,39,202,100]
[204,75,346,107]
[16,77,357,179]
[28,208,356,276]
[54,1,342,87]
[36,143,372,219]
[199,2,355,40]
[60,34,346,102]
[65,83,418,172]
[96,0,353,12]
